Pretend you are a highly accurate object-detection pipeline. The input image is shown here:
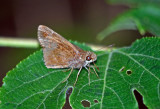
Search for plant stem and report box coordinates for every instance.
[0,37,111,50]
[0,37,39,48]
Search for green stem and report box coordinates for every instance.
[0,37,111,50]
[0,37,39,48]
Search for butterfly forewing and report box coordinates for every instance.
[38,25,85,68]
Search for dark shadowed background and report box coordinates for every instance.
[0,0,147,108]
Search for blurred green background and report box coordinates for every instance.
[0,0,142,86]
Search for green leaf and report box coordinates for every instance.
[0,38,160,109]
[97,5,160,40]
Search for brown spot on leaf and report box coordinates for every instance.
[81,100,90,107]
[126,70,132,75]
[94,99,98,103]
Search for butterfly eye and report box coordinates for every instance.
[86,56,91,61]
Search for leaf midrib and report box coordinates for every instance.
[100,52,113,109]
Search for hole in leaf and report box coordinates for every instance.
[134,90,148,109]
[63,87,73,109]
[81,100,90,107]
[119,66,125,72]
[126,70,132,75]
[94,99,98,103]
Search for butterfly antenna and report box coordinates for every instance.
[108,44,115,48]
[95,44,115,51]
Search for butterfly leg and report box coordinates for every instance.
[63,68,71,72]
[89,66,94,74]
[90,65,99,78]
[62,67,73,83]
[84,67,91,86]
[74,67,82,86]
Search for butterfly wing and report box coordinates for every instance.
[38,25,85,68]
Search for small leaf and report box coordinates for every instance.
[0,38,160,109]
[97,5,160,40]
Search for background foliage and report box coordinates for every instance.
[98,0,160,40]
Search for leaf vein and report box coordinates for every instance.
[129,53,160,61]
[116,51,160,81]
[100,52,113,109]
[105,86,125,109]
[3,69,64,99]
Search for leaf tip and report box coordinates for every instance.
[96,33,105,41]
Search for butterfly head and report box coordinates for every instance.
[83,51,97,66]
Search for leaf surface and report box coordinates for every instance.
[97,5,160,40]
[0,38,160,109]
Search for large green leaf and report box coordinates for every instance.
[0,38,160,109]
[97,5,160,40]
